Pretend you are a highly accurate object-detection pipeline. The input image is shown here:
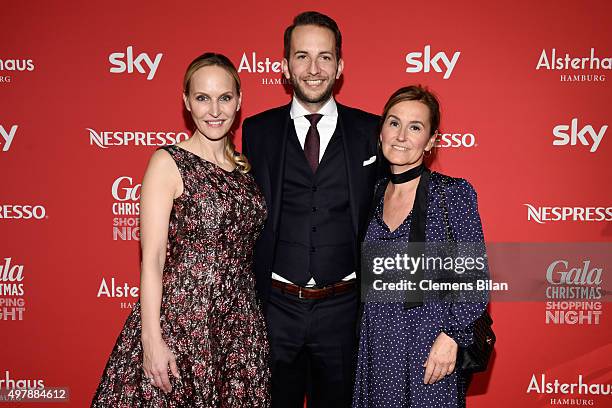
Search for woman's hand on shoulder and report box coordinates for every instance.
[423,331,458,384]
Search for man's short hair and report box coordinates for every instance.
[283,11,342,61]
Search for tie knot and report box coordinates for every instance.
[305,114,323,126]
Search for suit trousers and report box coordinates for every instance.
[266,284,359,408]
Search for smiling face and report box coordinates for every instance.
[183,65,241,141]
[282,24,344,112]
[380,100,437,173]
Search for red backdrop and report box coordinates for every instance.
[1,0,610,406]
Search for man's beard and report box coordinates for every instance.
[291,75,336,105]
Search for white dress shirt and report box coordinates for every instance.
[272,96,356,287]
[290,96,338,162]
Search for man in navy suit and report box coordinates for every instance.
[242,11,379,407]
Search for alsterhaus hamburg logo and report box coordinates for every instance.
[109,46,163,80]
[0,58,34,84]
[526,373,611,406]
[112,176,140,241]
[405,45,460,79]
[238,52,290,85]
[97,276,139,309]
[536,48,611,82]
[525,204,612,224]
[87,128,189,148]
[0,370,69,403]
[0,370,44,390]
[0,257,26,321]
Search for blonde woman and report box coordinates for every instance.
[92,53,270,407]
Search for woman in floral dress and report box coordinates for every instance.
[92,53,270,407]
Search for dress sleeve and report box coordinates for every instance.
[440,178,489,347]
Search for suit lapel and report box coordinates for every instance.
[268,104,291,233]
[337,104,360,236]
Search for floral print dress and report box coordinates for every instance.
[92,145,270,407]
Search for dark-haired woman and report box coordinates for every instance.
[352,86,487,408]
[92,53,270,407]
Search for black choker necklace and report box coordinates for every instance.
[390,164,424,184]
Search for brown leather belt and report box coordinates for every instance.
[271,279,356,300]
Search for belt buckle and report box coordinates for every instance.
[298,287,304,299]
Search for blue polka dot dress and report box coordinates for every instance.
[352,173,487,408]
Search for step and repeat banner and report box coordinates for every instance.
[1,0,610,406]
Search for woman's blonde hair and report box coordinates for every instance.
[183,53,251,173]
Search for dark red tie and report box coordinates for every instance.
[304,114,323,173]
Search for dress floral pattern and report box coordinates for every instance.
[92,145,270,407]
